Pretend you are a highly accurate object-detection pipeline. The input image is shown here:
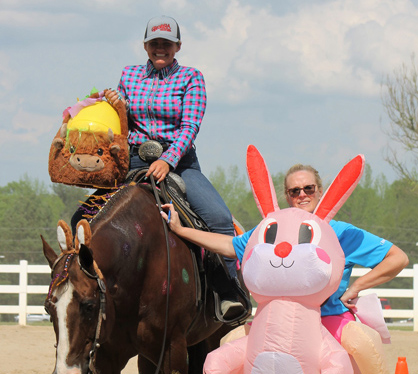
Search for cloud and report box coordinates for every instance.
[181,0,418,104]
[0,0,416,186]
[0,109,55,147]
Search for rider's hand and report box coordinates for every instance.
[104,89,127,108]
[160,203,182,233]
[340,287,359,310]
[146,159,170,183]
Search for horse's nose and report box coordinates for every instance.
[274,242,292,258]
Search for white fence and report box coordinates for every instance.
[0,261,50,325]
[1,261,418,330]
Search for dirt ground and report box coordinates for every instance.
[0,325,417,373]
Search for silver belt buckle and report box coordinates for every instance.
[138,140,164,163]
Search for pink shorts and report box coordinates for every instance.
[321,311,356,344]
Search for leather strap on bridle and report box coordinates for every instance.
[76,256,107,374]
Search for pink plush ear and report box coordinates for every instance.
[246,145,279,218]
[314,154,365,222]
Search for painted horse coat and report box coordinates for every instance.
[42,183,236,374]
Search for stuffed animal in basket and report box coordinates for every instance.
[203,145,364,374]
[48,89,129,188]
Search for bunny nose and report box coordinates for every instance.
[274,242,292,258]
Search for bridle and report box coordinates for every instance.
[46,251,107,374]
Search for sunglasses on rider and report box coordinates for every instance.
[286,184,317,198]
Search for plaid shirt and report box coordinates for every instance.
[118,59,207,168]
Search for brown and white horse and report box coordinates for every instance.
[42,183,244,374]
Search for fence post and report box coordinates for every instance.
[414,264,418,332]
[18,260,28,326]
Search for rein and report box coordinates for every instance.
[46,251,107,374]
[77,256,107,374]
[149,174,171,374]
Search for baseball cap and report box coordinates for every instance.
[144,16,181,43]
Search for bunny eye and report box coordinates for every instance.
[258,218,278,244]
[299,220,321,245]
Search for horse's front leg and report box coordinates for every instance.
[138,355,158,374]
[137,339,188,374]
[95,345,133,374]
[163,336,189,374]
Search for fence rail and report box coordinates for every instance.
[1,261,417,330]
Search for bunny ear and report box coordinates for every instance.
[246,145,279,218]
[314,154,365,222]
[57,220,73,252]
[75,219,92,251]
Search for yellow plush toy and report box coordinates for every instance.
[48,89,129,188]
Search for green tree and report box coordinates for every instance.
[210,166,260,230]
[335,165,387,234]
[381,54,418,183]
[0,177,88,264]
[51,183,89,224]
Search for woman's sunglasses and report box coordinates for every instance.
[287,184,317,198]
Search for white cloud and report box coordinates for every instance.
[0,109,56,147]
[181,0,418,104]
[0,0,417,186]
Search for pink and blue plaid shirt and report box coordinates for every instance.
[117,59,207,168]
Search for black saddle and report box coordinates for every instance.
[126,168,252,326]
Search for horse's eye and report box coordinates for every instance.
[97,148,103,156]
[80,299,97,321]
[69,145,76,153]
[257,218,278,245]
[299,220,321,245]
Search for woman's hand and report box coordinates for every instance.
[339,287,359,310]
[160,203,182,234]
[146,159,170,183]
[104,89,127,108]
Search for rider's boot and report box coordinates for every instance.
[220,257,247,320]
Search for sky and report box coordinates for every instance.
[1,0,418,188]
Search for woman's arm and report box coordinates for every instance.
[340,245,409,308]
[160,203,237,258]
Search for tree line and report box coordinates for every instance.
[1,165,417,267]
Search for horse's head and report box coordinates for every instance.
[41,219,115,374]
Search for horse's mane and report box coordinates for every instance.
[89,183,153,224]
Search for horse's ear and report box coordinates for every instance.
[41,235,58,268]
[75,219,92,251]
[246,145,279,218]
[79,244,95,272]
[57,220,73,252]
[314,154,365,222]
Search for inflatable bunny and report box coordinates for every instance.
[204,145,363,374]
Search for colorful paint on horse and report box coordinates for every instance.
[134,222,143,237]
[162,279,173,295]
[169,235,177,247]
[137,257,144,271]
[110,220,129,236]
[182,268,190,284]
[122,242,131,257]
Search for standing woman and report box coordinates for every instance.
[105,16,245,320]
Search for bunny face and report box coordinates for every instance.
[242,208,345,306]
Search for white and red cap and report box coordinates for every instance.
[144,16,181,43]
